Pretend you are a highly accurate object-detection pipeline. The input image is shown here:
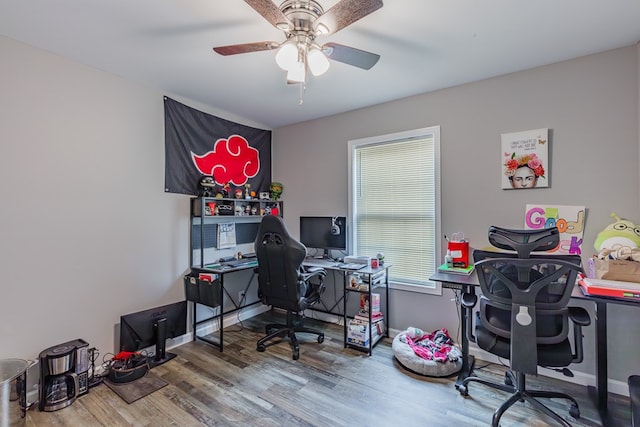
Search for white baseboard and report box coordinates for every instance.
[304,310,343,326]
[469,347,630,397]
[171,304,271,347]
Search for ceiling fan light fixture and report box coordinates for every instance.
[275,42,297,70]
[287,60,306,83]
[216,0,384,91]
[307,47,330,76]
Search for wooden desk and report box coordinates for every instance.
[430,270,640,427]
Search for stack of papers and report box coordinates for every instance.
[217,223,236,249]
[438,263,475,276]
[579,277,640,300]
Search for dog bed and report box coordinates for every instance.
[392,328,463,377]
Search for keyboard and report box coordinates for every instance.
[338,263,366,270]
[304,259,335,268]
[222,259,257,268]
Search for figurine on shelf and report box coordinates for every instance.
[270,182,283,200]
[198,175,216,197]
[221,183,230,198]
[234,188,243,199]
[244,184,252,199]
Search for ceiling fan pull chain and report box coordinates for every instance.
[299,82,305,105]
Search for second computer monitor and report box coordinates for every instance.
[299,216,347,258]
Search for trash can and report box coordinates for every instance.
[0,359,29,427]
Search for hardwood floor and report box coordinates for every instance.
[26,311,631,426]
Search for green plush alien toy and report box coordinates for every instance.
[594,213,640,252]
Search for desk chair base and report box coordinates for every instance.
[460,370,579,427]
[256,311,324,360]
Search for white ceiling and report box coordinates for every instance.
[2,0,640,129]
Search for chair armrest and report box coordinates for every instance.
[568,306,590,327]
[461,292,478,309]
[568,306,590,364]
[300,266,327,282]
[299,267,327,302]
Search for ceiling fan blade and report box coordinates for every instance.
[314,0,383,35]
[213,41,279,56]
[244,0,291,30]
[323,42,380,70]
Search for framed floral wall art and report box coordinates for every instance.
[501,128,549,190]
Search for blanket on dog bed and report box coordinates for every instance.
[392,327,463,377]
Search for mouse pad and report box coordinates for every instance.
[104,371,168,404]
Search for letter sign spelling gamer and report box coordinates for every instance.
[524,204,586,255]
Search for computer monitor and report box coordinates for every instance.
[119,301,187,368]
[299,216,347,258]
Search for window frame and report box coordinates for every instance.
[348,126,442,296]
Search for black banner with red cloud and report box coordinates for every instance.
[164,96,272,196]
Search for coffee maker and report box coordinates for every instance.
[38,338,89,411]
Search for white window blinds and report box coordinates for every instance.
[350,126,441,289]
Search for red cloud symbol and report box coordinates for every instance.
[191,135,260,186]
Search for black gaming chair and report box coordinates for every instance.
[459,226,590,426]
[254,215,327,360]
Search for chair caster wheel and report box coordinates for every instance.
[292,349,299,360]
[257,344,265,352]
[569,404,580,419]
[458,385,468,396]
[317,334,324,343]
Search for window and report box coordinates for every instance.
[348,126,441,294]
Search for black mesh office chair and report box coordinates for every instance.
[459,226,590,426]
[254,215,326,360]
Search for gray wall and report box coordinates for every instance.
[0,36,263,362]
[273,45,640,388]
[1,34,639,393]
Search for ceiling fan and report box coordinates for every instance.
[213,0,383,84]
